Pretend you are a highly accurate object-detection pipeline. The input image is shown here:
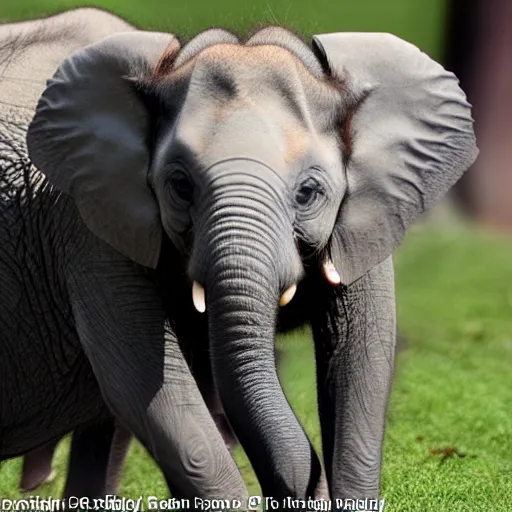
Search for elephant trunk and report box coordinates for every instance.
[190,161,321,499]
[209,274,321,499]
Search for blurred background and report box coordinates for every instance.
[1,0,511,510]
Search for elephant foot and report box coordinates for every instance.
[20,468,56,492]
[314,471,330,501]
[20,439,60,492]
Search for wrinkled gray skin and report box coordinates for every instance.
[20,363,244,494]
[1,7,477,508]
[21,345,275,493]
[1,9,244,502]
[20,341,268,494]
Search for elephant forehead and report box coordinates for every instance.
[196,43,300,70]
[158,43,342,170]
[188,44,317,104]
[175,102,311,168]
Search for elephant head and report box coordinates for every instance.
[27,26,477,499]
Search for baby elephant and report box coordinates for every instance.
[1,5,476,506]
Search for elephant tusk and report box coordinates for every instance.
[280,284,297,307]
[322,259,342,285]
[192,281,206,313]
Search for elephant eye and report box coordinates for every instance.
[296,177,321,207]
[168,171,194,204]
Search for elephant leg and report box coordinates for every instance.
[310,257,396,505]
[67,257,247,501]
[20,439,59,492]
[187,340,238,453]
[104,424,133,495]
[62,421,116,499]
[199,379,238,453]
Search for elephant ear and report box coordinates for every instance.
[312,33,478,285]
[27,31,179,269]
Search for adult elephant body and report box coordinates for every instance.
[1,6,477,506]
[0,9,244,500]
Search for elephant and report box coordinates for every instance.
[0,5,477,507]
[1,8,245,502]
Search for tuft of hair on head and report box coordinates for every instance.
[328,79,369,166]
[151,37,181,80]
[173,28,240,69]
[125,37,180,100]
[245,26,324,78]
[311,40,370,166]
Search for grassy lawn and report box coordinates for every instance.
[0,0,447,61]
[2,1,511,510]
[1,223,511,510]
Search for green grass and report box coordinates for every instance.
[382,224,512,510]
[1,223,511,510]
[0,0,447,61]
